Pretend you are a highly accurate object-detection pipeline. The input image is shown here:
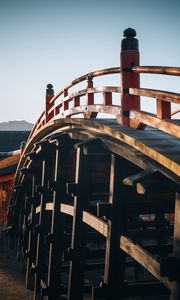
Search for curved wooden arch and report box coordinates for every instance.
[16,119,180,188]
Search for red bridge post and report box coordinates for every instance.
[45,83,54,123]
[120,28,140,127]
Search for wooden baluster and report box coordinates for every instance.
[103,92,112,106]
[157,99,171,119]
[63,89,69,111]
[68,146,91,300]
[74,96,80,107]
[86,76,94,105]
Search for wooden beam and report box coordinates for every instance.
[130,110,180,138]
[47,143,69,300]
[83,211,108,237]
[103,155,128,299]
[120,235,175,291]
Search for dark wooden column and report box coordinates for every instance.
[26,174,40,289]
[103,154,128,300]
[68,145,91,300]
[171,193,180,300]
[33,143,55,300]
[46,139,70,299]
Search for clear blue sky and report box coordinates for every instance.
[0,0,180,123]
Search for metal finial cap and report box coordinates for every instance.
[47,83,53,89]
[123,28,136,38]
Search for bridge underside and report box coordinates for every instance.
[5,118,179,300]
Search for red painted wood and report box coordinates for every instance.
[120,51,140,126]
[104,92,112,105]
[157,99,171,119]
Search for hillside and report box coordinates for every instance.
[0,120,33,131]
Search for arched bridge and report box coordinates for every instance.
[2,28,180,300]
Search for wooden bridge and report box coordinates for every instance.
[0,28,180,300]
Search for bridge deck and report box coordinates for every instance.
[35,118,179,177]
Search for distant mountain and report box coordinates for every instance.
[0,120,34,131]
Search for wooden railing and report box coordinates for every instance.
[29,65,180,140]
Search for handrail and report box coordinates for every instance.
[49,67,120,105]
[129,88,180,104]
[130,66,180,76]
[29,65,180,141]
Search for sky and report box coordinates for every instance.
[0,0,180,123]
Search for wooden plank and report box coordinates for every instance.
[120,235,175,291]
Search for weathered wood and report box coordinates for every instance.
[83,211,108,237]
[60,203,74,216]
[15,119,180,184]
[120,235,175,291]
[130,110,180,138]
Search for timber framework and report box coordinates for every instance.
[0,28,180,300]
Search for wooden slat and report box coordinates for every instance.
[120,235,175,291]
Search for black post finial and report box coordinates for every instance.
[46,83,54,96]
[121,28,139,51]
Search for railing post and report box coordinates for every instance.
[86,75,94,105]
[45,84,54,123]
[120,28,140,127]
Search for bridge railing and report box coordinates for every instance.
[29,29,180,140]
